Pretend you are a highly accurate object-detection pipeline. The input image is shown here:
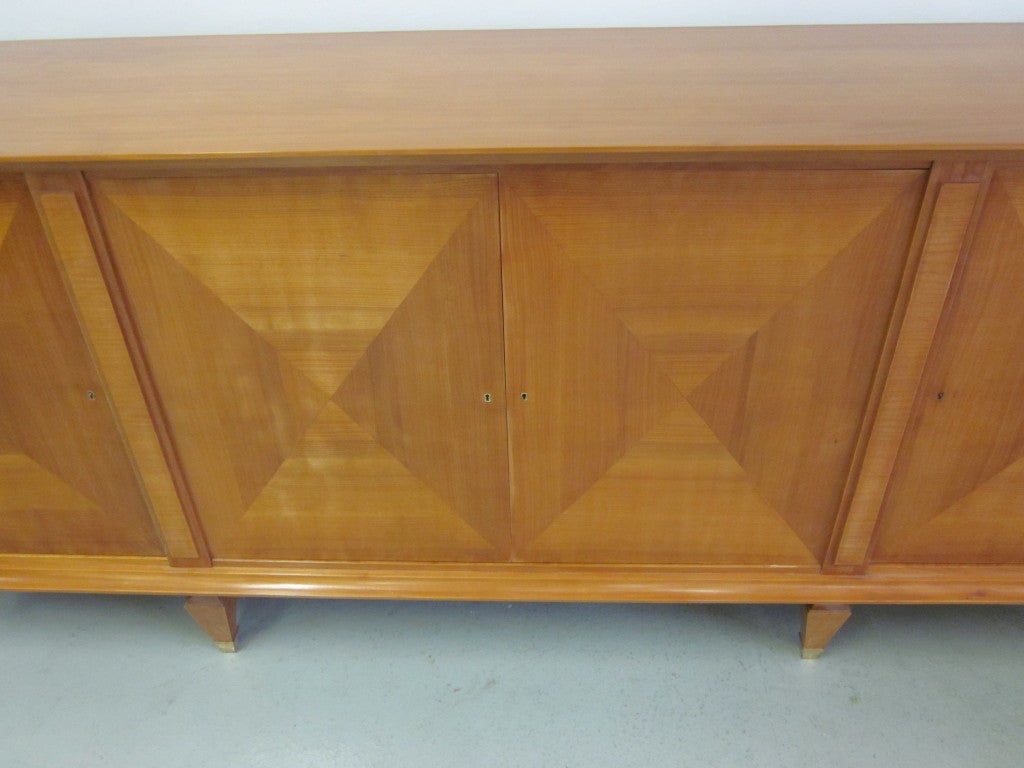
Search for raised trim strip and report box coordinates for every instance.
[832,181,984,569]
[28,174,209,565]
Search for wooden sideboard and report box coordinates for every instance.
[1,24,1023,656]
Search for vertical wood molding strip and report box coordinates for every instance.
[29,177,207,564]
[832,181,983,569]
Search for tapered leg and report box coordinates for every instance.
[800,604,852,659]
[185,596,238,652]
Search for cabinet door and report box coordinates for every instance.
[0,175,162,555]
[501,167,925,564]
[92,172,510,562]
[873,167,1024,563]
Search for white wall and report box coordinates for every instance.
[1,0,1021,41]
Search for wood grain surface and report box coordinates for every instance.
[28,175,205,563]
[500,168,923,564]
[0,25,1023,163]
[832,181,983,568]
[874,166,1024,563]
[184,595,238,652]
[800,604,852,658]
[3,555,1024,604]
[0,175,161,555]
[2,26,1024,619]
[92,172,511,562]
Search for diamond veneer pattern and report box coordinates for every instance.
[103,178,481,396]
[242,402,498,559]
[499,190,686,548]
[506,171,920,560]
[688,187,922,557]
[520,170,909,393]
[335,203,510,550]
[100,178,506,559]
[0,454,99,513]
[97,196,329,517]
[97,169,927,564]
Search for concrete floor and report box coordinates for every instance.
[0,594,1021,767]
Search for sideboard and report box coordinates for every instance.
[1,24,1023,655]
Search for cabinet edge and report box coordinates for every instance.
[1,556,1022,604]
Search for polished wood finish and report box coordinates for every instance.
[92,172,510,562]
[874,166,1024,563]
[2,556,1023,604]
[27,174,206,564]
[184,596,238,652]
[1,27,1023,653]
[1,25,1023,163]
[824,162,990,572]
[0,175,161,555]
[501,168,923,564]
[800,604,853,659]
[832,180,984,568]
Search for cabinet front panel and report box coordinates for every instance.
[0,175,162,555]
[874,167,1024,564]
[92,173,511,562]
[501,168,925,564]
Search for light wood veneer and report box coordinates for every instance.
[1,25,1023,656]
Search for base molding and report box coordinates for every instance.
[1,556,1022,604]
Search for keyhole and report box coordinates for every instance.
[86,390,97,401]
[483,393,492,403]
[520,392,528,401]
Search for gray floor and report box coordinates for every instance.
[0,594,1021,767]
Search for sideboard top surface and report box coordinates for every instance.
[1,24,1023,163]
